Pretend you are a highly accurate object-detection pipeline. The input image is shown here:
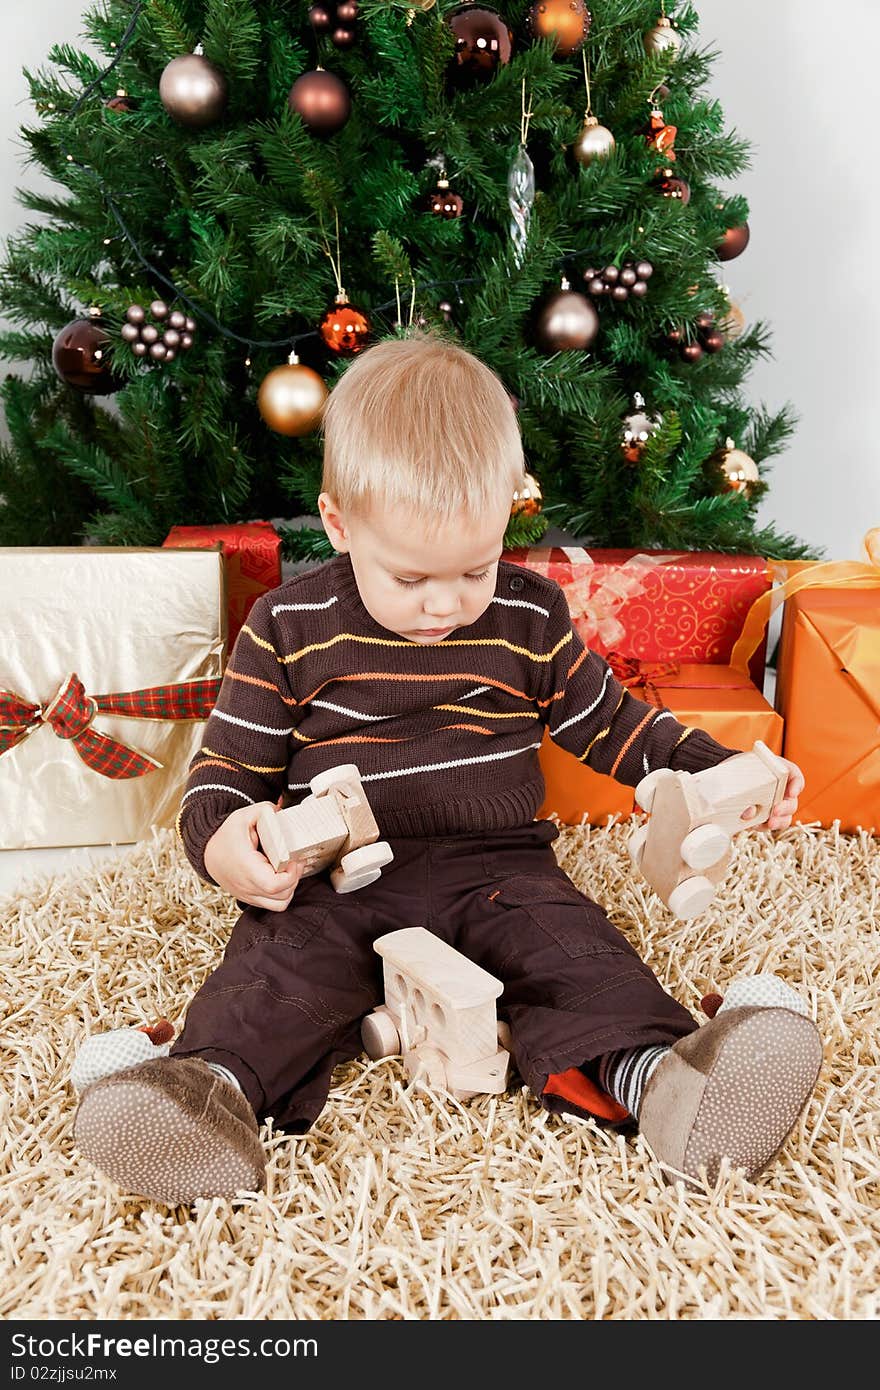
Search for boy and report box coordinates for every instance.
[74,331,821,1203]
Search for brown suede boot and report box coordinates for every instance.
[74,1057,266,1203]
[638,1005,822,1187]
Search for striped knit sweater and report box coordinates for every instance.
[178,553,739,882]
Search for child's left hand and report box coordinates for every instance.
[747,757,804,830]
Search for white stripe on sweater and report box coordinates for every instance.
[491,595,551,617]
[311,683,493,722]
[288,741,543,791]
[182,784,255,805]
[552,667,612,735]
[210,709,295,737]
[271,595,339,615]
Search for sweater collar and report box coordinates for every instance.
[328,551,503,640]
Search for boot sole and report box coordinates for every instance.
[74,1064,266,1203]
[683,1008,822,1183]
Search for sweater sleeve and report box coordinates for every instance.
[538,587,741,787]
[176,592,300,883]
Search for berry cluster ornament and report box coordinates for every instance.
[583,260,653,302]
[665,309,724,363]
[717,438,759,496]
[526,0,591,57]
[120,301,196,363]
[535,277,599,352]
[428,174,464,218]
[257,351,329,436]
[446,4,514,86]
[289,67,351,135]
[717,221,750,261]
[510,470,544,518]
[319,291,371,355]
[308,1,359,49]
[52,308,118,394]
[159,49,227,128]
[621,392,662,465]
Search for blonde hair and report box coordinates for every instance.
[320,329,524,533]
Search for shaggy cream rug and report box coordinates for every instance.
[1,820,878,1321]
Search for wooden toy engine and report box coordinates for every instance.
[362,927,512,1100]
[628,738,790,919]
[256,763,393,893]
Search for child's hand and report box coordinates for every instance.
[204,802,303,911]
[742,757,805,831]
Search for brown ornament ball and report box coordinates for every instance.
[120,322,140,343]
[185,316,197,334]
[319,298,371,354]
[125,304,146,325]
[289,69,351,136]
[695,310,715,330]
[332,26,356,48]
[132,341,148,357]
[149,342,167,360]
[717,221,750,261]
[719,442,759,495]
[337,1,359,20]
[510,470,544,518]
[309,4,333,27]
[680,341,704,363]
[657,172,691,204]
[446,5,514,85]
[573,116,615,167]
[150,300,169,320]
[162,328,181,349]
[180,332,194,350]
[159,53,228,129]
[141,324,159,345]
[257,361,329,436]
[535,287,599,352]
[701,329,725,354]
[168,310,187,330]
[52,317,118,394]
[526,0,591,58]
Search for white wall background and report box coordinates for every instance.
[1,1,877,562]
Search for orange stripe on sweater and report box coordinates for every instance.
[275,631,571,665]
[303,722,496,749]
[609,708,655,778]
[224,667,300,706]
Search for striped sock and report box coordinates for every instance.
[596,1044,670,1119]
[206,1061,243,1095]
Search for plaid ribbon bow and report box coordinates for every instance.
[0,672,221,779]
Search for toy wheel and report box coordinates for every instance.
[331,841,394,893]
[628,823,650,868]
[634,767,677,813]
[681,823,731,870]
[668,875,716,920]
[309,764,361,795]
[361,1010,400,1060]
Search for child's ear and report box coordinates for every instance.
[318,492,350,552]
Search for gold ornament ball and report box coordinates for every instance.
[720,296,746,340]
[643,16,682,56]
[720,443,759,495]
[573,115,615,167]
[535,287,599,352]
[257,362,329,436]
[159,53,228,128]
[863,527,880,565]
[511,471,544,518]
[527,0,591,57]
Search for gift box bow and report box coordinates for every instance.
[537,548,682,649]
[607,652,757,707]
[0,672,221,779]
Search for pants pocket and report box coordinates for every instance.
[487,873,630,960]
[231,902,332,954]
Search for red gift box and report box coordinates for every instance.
[503,546,771,688]
[163,521,282,653]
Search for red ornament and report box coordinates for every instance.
[319,295,371,354]
[717,222,750,261]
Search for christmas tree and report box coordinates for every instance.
[0,0,814,559]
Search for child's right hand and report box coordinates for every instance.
[203,802,303,911]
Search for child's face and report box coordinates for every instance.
[318,491,512,643]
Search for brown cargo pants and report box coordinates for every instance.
[170,819,698,1132]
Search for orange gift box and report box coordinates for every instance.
[537,663,784,825]
[163,521,281,653]
[773,587,878,833]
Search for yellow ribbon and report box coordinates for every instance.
[730,528,880,676]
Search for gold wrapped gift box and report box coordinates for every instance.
[0,547,226,849]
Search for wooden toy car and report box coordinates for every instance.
[628,739,790,919]
[361,927,512,1100]
[256,762,393,893]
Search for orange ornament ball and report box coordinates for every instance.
[526,0,591,57]
[257,359,328,436]
[319,298,371,355]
